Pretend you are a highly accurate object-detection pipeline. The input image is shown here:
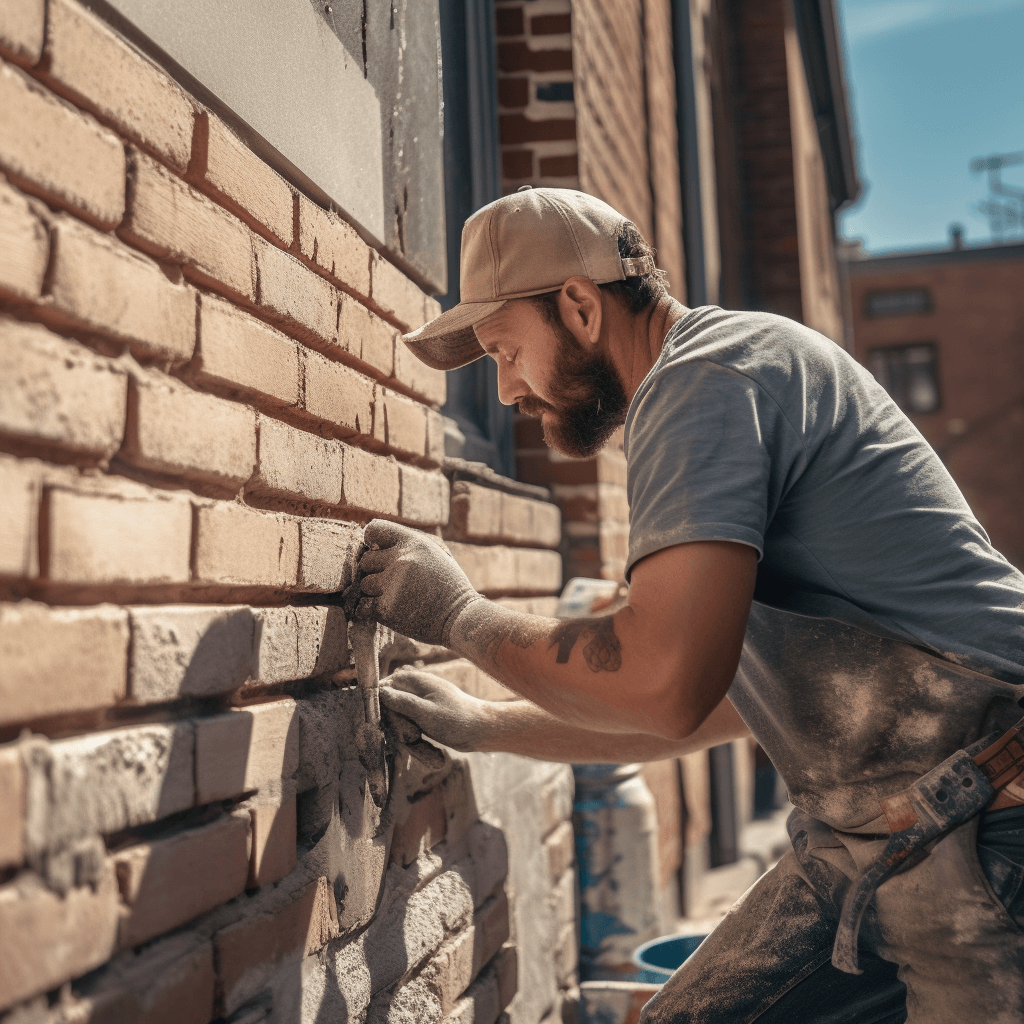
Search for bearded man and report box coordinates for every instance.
[352,188,1024,1023]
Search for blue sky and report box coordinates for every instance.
[836,0,1024,252]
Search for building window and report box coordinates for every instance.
[867,343,941,414]
[864,288,933,317]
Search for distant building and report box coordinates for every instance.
[847,240,1024,568]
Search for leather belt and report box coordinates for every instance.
[832,718,1024,975]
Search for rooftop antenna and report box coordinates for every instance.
[970,151,1024,241]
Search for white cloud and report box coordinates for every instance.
[841,0,1024,43]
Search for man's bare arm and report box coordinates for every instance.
[382,668,752,763]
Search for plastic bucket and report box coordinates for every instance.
[631,933,709,984]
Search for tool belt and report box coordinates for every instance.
[832,717,1024,975]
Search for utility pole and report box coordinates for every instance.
[970,151,1024,241]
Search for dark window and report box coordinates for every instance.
[536,81,574,103]
[867,343,941,414]
[437,0,515,476]
[864,288,933,318]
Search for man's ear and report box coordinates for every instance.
[558,277,603,349]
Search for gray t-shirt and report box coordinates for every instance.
[624,307,1024,828]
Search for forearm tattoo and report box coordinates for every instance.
[549,616,622,672]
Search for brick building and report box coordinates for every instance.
[847,240,1024,569]
[0,0,857,1020]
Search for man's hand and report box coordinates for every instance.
[357,520,484,646]
[381,668,495,752]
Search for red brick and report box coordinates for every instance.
[495,7,524,36]
[0,318,127,458]
[370,252,428,331]
[400,463,450,527]
[339,293,395,375]
[50,216,197,363]
[0,456,38,578]
[392,785,447,867]
[193,502,299,587]
[45,486,192,585]
[247,794,297,887]
[500,113,576,143]
[196,294,300,407]
[0,862,119,1009]
[394,338,448,407]
[498,77,529,109]
[194,699,299,804]
[498,41,573,73]
[121,148,255,300]
[0,0,44,66]
[538,154,578,177]
[0,741,25,869]
[502,149,534,179]
[0,176,47,300]
[340,444,400,515]
[215,876,339,1015]
[531,13,572,34]
[43,0,194,172]
[252,415,344,504]
[0,58,125,229]
[189,112,293,247]
[297,194,372,297]
[0,601,128,727]
[376,387,427,457]
[122,371,257,487]
[115,814,250,948]
[254,234,337,346]
[302,349,375,437]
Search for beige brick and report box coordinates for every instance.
[391,784,447,867]
[339,294,395,375]
[44,0,193,171]
[121,149,254,299]
[25,722,195,852]
[297,518,362,592]
[0,59,124,228]
[122,371,256,487]
[49,215,196,362]
[0,176,47,300]
[298,194,371,296]
[253,415,344,504]
[429,658,516,703]
[448,482,502,541]
[514,547,562,593]
[254,234,337,346]
[341,444,400,516]
[115,814,250,948]
[0,318,127,457]
[544,820,575,884]
[251,605,347,684]
[0,601,128,727]
[468,820,510,908]
[215,876,339,1015]
[129,604,255,703]
[0,0,45,65]
[0,741,25,869]
[0,863,118,1008]
[377,387,427,457]
[446,542,561,595]
[302,349,374,437]
[45,486,192,584]
[370,251,427,330]
[394,338,447,407]
[0,455,39,578]
[400,463,450,527]
[196,294,300,406]
[193,502,299,586]
[450,483,561,548]
[191,112,293,246]
[247,794,297,887]
[195,699,298,804]
[425,408,447,464]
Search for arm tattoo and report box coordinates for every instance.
[549,616,622,673]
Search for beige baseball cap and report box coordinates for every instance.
[403,187,655,370]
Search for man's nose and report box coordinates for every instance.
[495,361,523,406]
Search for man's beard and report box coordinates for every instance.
[518,316,630,459]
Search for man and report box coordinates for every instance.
[354,188,1024,1022]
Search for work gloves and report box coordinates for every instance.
[355,520,484,648]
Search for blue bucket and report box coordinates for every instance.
[631,933,709,984]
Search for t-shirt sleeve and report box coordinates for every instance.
[624,359,806,578]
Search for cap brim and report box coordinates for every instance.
[401,299,507,370]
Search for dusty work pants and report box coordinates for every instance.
[639,806,1024,1024]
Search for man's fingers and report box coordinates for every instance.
[363,519,411,549]
[357,573,384,597]
[358,549,392,574]
[387,667,451,699]
[379,686,429,719]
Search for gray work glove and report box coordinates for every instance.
[381,667,494,752]
[356,520,484,647]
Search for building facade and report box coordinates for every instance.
[0,0,858,1021]
[847,240,1024,569]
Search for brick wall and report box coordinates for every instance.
[0,2,577,1021]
